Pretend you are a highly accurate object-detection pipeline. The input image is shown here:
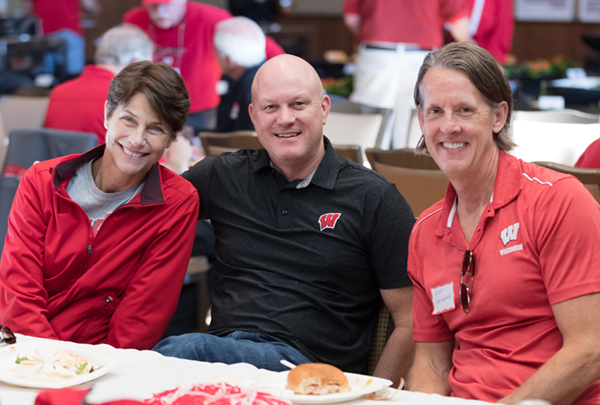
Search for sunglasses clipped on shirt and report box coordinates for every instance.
[0,325,16,345]
[460,249,475,314]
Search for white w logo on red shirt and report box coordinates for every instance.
[318,213,341,231]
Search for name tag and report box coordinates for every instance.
[431,283,455,314]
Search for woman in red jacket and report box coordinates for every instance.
[0,61,199,350]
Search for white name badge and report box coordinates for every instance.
[431,282,455,314]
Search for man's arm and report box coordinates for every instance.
[448,16,473,43]
[373,286,414,388]
[343,13,360,37]
[499,293,600,405]
[0,169,58,339]
[406,340,454,395]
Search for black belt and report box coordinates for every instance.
[364,44,431,52]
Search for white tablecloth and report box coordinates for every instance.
[0,335,490,405]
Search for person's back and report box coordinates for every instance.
[45,24,154,144]
[214,17,266,132]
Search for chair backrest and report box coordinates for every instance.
[200,131,262,156]
[0,128,98,256]
[0,95,50,135]
[368,301,394,375]
[331,144,362,165]
[366,148,448,218]
[365,148,440,170]
[406,108,422,149]
[325,101,391,164]
[533,161,600,204]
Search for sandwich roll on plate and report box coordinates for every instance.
[286,363,351,395]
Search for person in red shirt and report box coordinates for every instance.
[45,24,154,144]
[407,42,600,405]
[575,139,600,168]
[343,0,472,149]
[467,0,514,64]
[124,0,284,136]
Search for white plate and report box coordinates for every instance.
[0,341,119,389]
[258,371,392,404]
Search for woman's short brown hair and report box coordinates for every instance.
[413,42,515,154]
[106,61,191,139]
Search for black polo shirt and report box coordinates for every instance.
[183,137,414,373]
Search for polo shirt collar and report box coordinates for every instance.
[251,136,340,190]
[436,150,522,237]
[54,144,165,205]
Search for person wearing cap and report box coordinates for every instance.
[343,0,472,149]
[45,24,154,144]
[124,0,284,136]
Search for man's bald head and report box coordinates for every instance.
[248,54,331,182]
[251,54,324,104]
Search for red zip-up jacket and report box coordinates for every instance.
[0,146,199,349]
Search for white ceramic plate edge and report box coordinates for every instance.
[0,341,119,389]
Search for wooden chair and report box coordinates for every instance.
[367,302,394,375]
[366,148,440,170]
[533,161,600,204]
[332,144,362,165]
[199,131,261,156]
[366,148,448,218]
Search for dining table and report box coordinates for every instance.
[0,334,491,405]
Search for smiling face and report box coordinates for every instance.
[99,92,173,192]
[145,0,187,30]
[249,55,330,180]
[418,68,508,181]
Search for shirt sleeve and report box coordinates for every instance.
[343,0,360,16]
[533,178,600,305]
[0,167,58,340]
[106,185,200,349]
[441,0,471,24]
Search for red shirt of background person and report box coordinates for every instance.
[124,0,284,121]
[45,24,154,144]
[575,139,600,168]
[343,0,471,50]
[467,0,514,64]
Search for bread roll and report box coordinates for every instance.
[286,363,351,395]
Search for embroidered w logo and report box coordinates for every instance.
[318,213,341,231]
[500,222,520,246]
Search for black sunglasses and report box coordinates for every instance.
[460,249,475,313]
[0,325,16,344]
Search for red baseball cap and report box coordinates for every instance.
[142,0,172,5]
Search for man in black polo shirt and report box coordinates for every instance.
[154,54,415,386]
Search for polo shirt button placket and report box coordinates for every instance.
[282,209,288,215]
